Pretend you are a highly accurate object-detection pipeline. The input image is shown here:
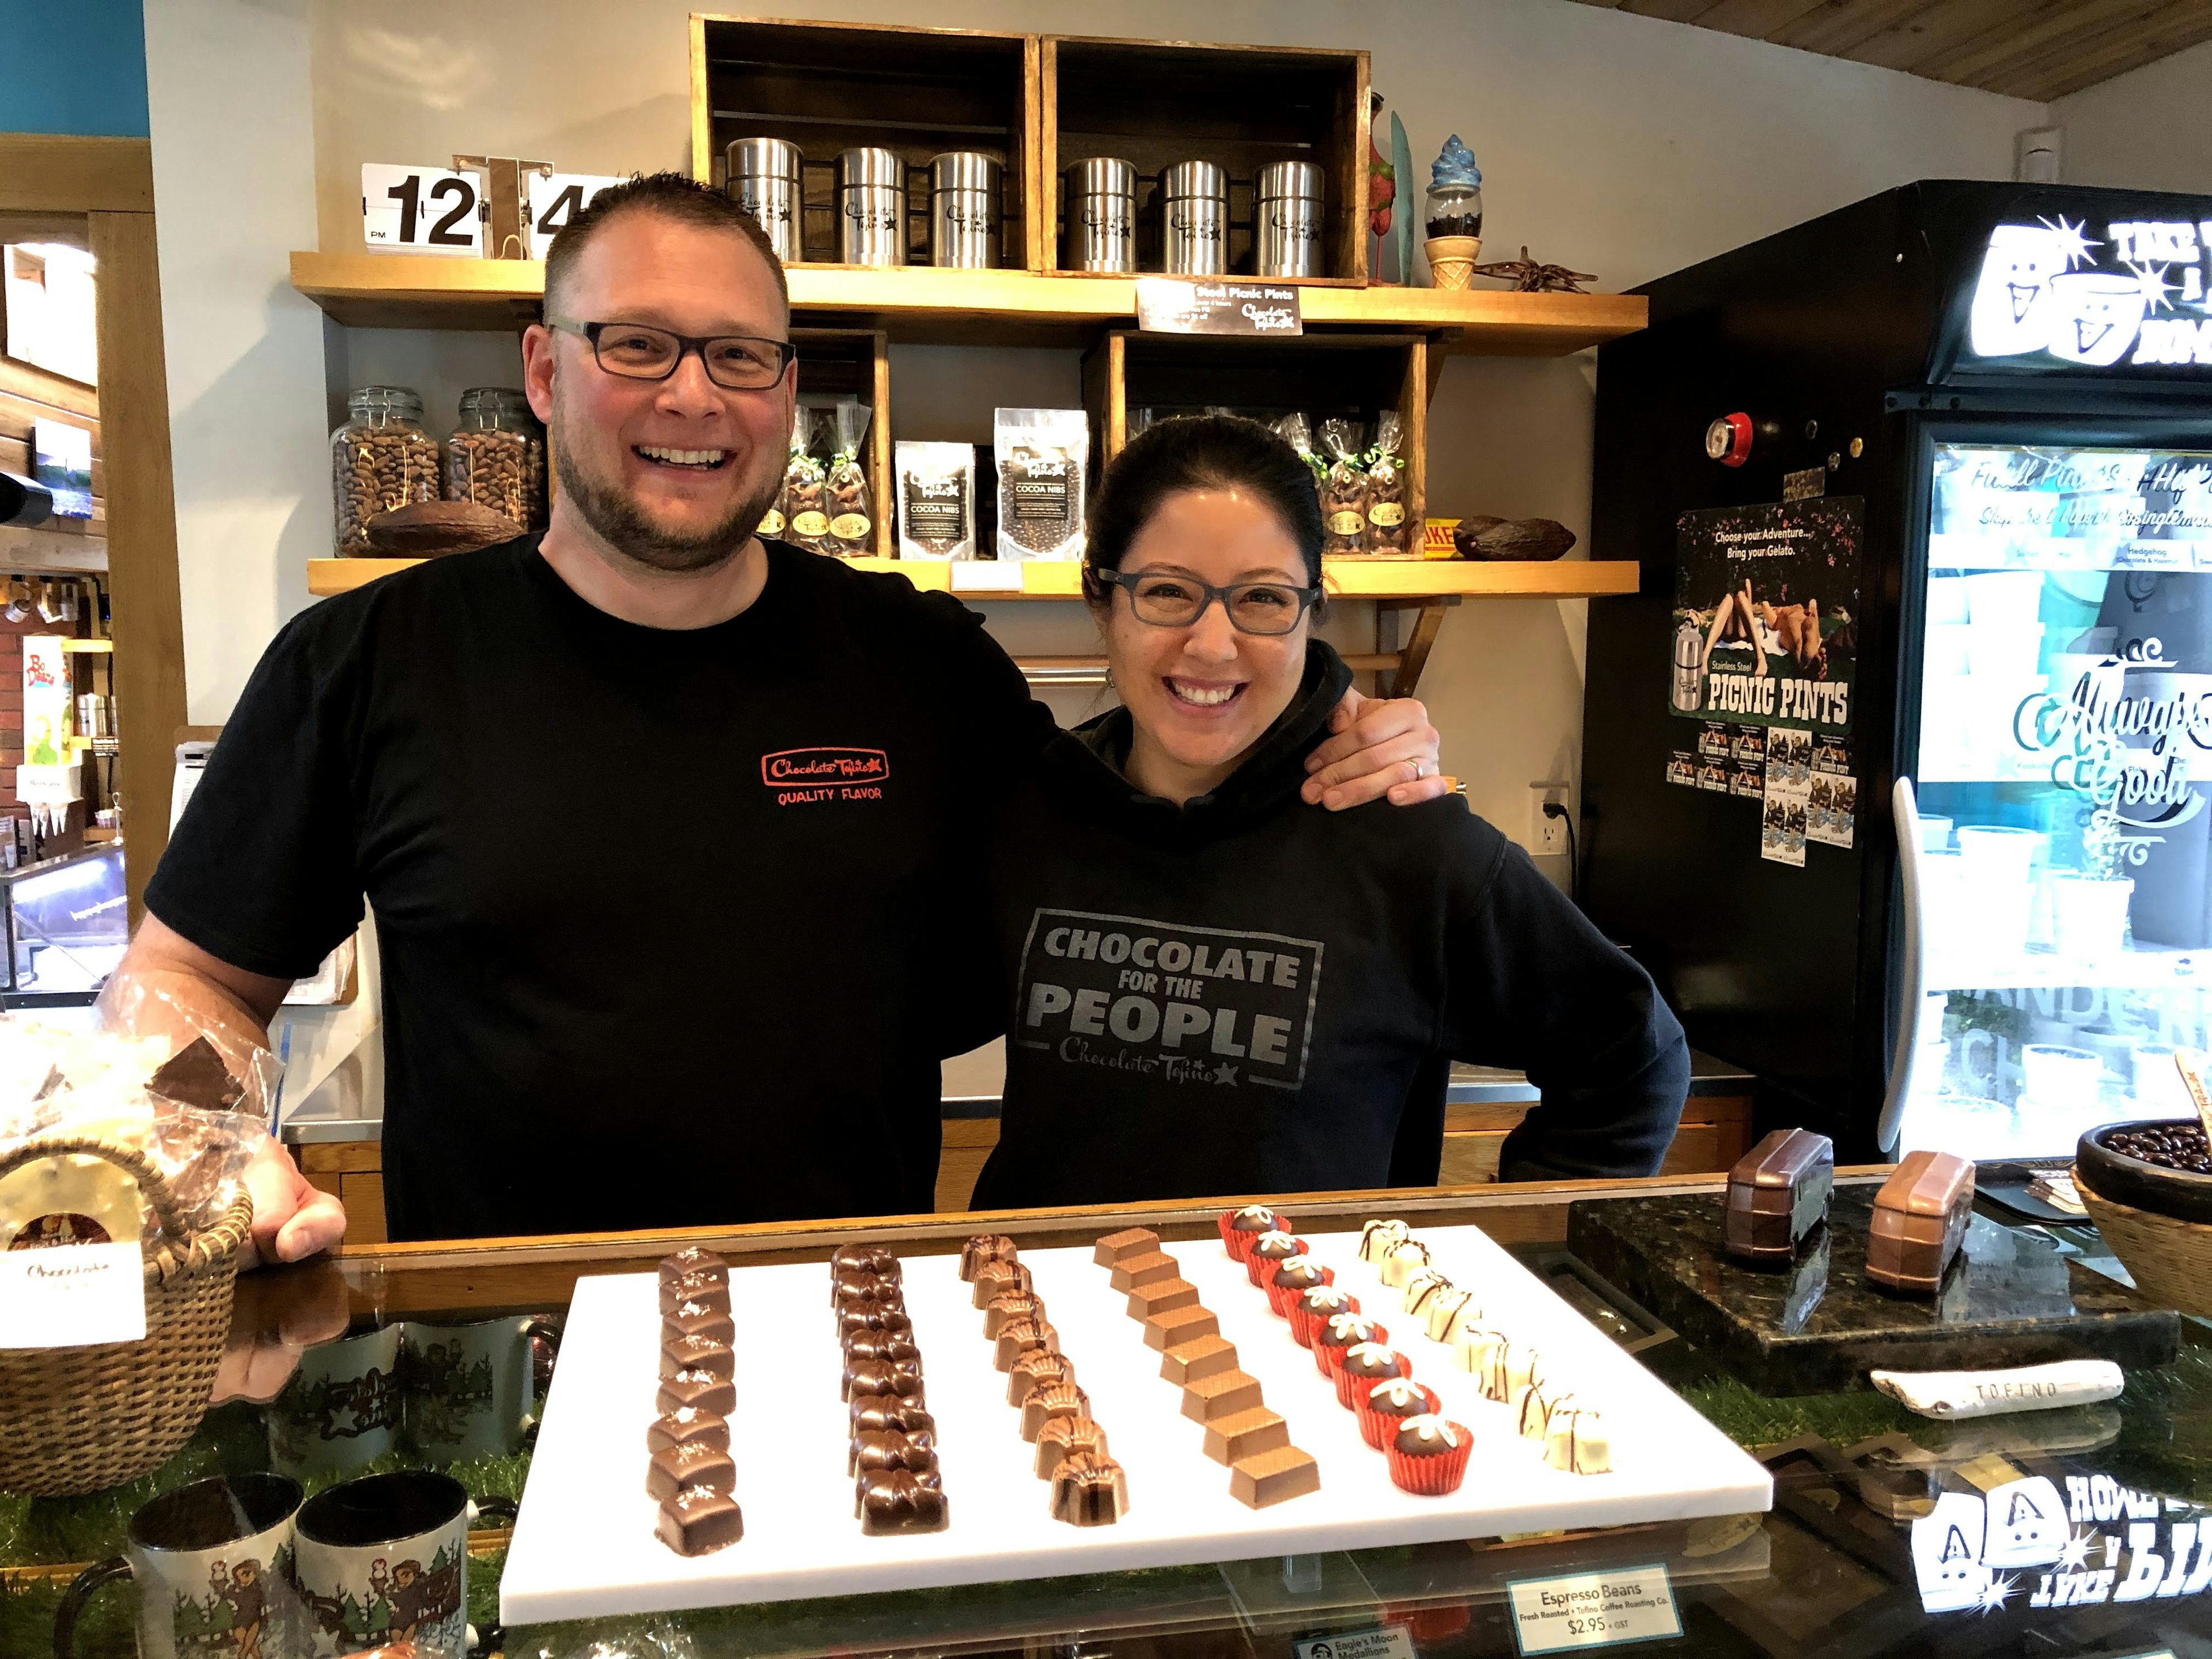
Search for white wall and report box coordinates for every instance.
[150,0,2046,846]
[2055,37,2212,193]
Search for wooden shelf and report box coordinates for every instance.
[306,554,1637,601]
[288,252,1645,355]
[59,637,113,653]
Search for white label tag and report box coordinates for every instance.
[527,172,627,261]
[950,562,1023,592]
[1506,1565,1681,1654]
[0,1243,146,1347]
[1294,1627,1415,1659]
[361,164,484,256]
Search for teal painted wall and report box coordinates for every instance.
[0,0,149,137]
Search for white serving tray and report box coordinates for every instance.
[501,1222,1772,1623]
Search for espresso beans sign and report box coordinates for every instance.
[1013,908,1324,1091]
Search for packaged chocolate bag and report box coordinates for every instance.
[995,408,1088,561]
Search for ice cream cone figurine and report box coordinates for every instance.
[1424,135,1483,289]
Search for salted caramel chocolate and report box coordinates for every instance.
[660,1248,727,1287]
[646,1406,728,1455]
[830,1244,899,1278]
[1007,1350,1077,1406]
[842,1328,919,1368]
[1161,1335,1239,1386]
[658,1335,734,1381]
[1146,1305,1219,1351]
[850,1396,934,1437]
[960,1234,1017,1281]
[662,1300,736,1346]
[1049,1450,1129,1526]
[972,1260,1033,1310]
[1867,1149,1975,1295]
[1203,1406,1289,1465]
[1092,1226,1158,1266]
[857,1468,948,1533]
[1035,1416,1110,1479]
[1725,1127,1835,1264]
[849,1429,938,1477]
[657,1369,734,1418]
[656,1483,743,1555]
[647,1440,734,1503]
[984,1290,1044,1339]
[1109,1251,1180,1291]
[1183,1369,1264,1422]
[994,1317,1059,1370]
[658,1273,729,1318]
[1020,1380,1090,1441]
[1126,1278,1200,1320]
[1231,1445,1320,1509]
[843,1357,925,1403]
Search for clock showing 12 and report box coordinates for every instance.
[361,164,483,255]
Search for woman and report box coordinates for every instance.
[969,415,1688,1207]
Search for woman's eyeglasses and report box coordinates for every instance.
[544,316,794,390]
[1093,568,1321,637]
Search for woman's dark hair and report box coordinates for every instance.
[1081,414,1326,605]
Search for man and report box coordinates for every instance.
[113,173,1447,1259]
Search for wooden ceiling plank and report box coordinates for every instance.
[1984,0,2212,94]
[1619,0,1729,21]
[1688,0,1838,37]
[1839,0,2081,74]
[1771,0,1938,58]
[1922,0,2182,83]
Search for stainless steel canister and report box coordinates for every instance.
[1160,160,1228,277]
[837,146,907,267]
[928,151,1001,269]
[1063,157,1137,273]
[1255,160,1325,279]
[725,137,804,263]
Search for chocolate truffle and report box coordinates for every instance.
[1161,1335,1239,1385]
[960,1234,1017,1281]
[1203,1407,1289,1465]
[1362,1377,1440,1435]
[994,1317,1059,1371]
[1313,1313,1386,1370]
[1726,1127,1836,1264]
[1109,1251,1180,1291]
[659,1334,734,1381]
[1358,1219,1410,1264]
[1389,1414,1471,1496]
[657,1369,735,1418]
[1035,1416,1110,1479]
[1340,1343,1408,1385]
[1007,1350,1077,1406]
[647,1440,735,1503]
[844,1357,925,1403]
[647,1406,728,1455]
[1183,1369,1264,1422]
[842,1328,920,1368]
[972,1260,1033,1310]
[1229,1205,1281,1236]
[1867,1149,1975,1296]
[1295,1286,1358,1323]
[656,1483,743,1555]
[850,1396,935,1437]
[1230,1445,1320,1509]
[837,1305,915,1340]
[1273,1260,1333,1296]
[1021,1380,1090,1441]
[663,1300,736,1346]
[849,1429,938,1477]
[983,1290,1044,1339]
[1248,1232,1307,1270]
[857,1468,948,1534]
[1049,1450,1130,1526]
[659,1272,729,1319]
[1092,1226,1158,1266]
[830,1243,899,1278]
[660,1248,727,1287]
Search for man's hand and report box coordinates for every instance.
[1303,686,1450,810]
[240,1134,348,1270]
[212,1254,353,1404]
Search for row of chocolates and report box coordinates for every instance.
[960,1234,1131,1525]
[650,1248,745,1556]
[832,1243,951,1535]
[1356,1219,1609,1477]
[1103,1221,1321,1509]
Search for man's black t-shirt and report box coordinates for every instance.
[147,537,1045,1241]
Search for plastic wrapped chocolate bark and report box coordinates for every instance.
[822,402,876,555]
[895,442,976,560]
[1318,418,1369,555]
[1364,411,1408,554]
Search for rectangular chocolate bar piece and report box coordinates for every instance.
[660,1334,734,1380]
[1161,1335,1239,1385]
[1725,1127,1835,1263]
[646,1407,728,1455]
[1145,1304,1220,1351]
[1109,1251,1180,1291]
[1867,1149,1975,1295]
[1093,1226,1159,1266]
[1202,1406,1289,1465]
[1230,1445,1320,1509]
[658,1248,726,1287]
[1183,1369,1264,1422]
[659,1274,729,1319]
[656,1484,743,1555]
[1126,1278,1200,1320]
[647,1440,735,1503]
[657,1370,736,1418]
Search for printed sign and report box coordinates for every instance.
[1761,725,1812,866]
[1137,278,1304,336]
[1672,498,1861,733]
[361,163,483,255]
[1968,215,2212,369]
[0,1243,146,1348]
[1294,1627,1414,1659]
[1906,1470,2212,1615]
[1012,908,1324,1092]
[1505,1565,1680,1653]
[527,172,626,260]
[32,418,91,518]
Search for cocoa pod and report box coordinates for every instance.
[363,499,522,556]
[1455,517,1576,562]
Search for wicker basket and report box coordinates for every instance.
[2074,1168,2212,1321]
[0,1135,253,1496]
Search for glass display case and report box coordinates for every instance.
[7,1179,2209,1659]
[2,843,126,1001]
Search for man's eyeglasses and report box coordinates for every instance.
[544,316,794,391]
[1092,568,1321,637]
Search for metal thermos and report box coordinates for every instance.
[1160,160,1228,276]
[1672,619,1705,711]
[928,151,1001,269]
[1255,160,1325,279]
[725,137,804,263]
[1063,157,1136,273]
[836,147,907,267]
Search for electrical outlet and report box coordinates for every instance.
[1530,782,1570,857]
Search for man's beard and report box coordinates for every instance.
[550,412,781,575]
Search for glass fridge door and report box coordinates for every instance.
[1908,441,2212,1157]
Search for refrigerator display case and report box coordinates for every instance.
[1581,180,2212,1163]
[2,843,127,1001]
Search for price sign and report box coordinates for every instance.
[527,172,627,260]
[0,1243,146,1348]
[1136,278,1303,336]
[950,561,1023,593]
[1505,1565,1680,1654]
[362,163,484,256]
[1293,1626,1415,1659]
